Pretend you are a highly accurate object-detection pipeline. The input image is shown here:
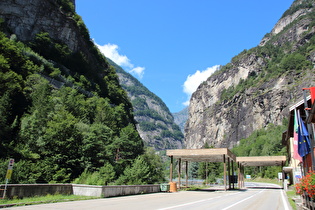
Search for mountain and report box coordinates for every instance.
[172,107,189,133]
[185,0,315,149]
[0,0,144,183]
[108,59,184,150]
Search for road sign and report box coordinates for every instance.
[5,169,12,179]
[5,158,14,179]
[6,158,14,178]
[3,158,14,199]
[7,158,14,170]
[278,172,283,180]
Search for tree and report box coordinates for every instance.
[141,147,165,184]
[79,122,114,170]
[116,155,151,185]
[109,124,144,174]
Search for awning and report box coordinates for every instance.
[166,148,236,162]
[236,156,286,166]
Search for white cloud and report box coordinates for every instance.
[182,65,220,106]
[130,66,145,79]
[96,43,145,79]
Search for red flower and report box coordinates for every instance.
[295,171,315,199]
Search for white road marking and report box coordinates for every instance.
[281,189,290,210]
[221,189,265,210]
[158,192,241,210]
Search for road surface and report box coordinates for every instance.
[8,182,292,210]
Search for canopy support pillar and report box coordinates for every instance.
[178,158,181,189]
[170,156,173,182]
[223,154,227,191]
[185,161,188,188]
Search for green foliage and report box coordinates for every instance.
[73,163,116,185]
[232,122,287,178]
[189,162,199,179]
[232,123,287,157]
[18,80,143,182]
[141,147,165,183]
[0,194,97,205]
[0,17,142,183]
[108,58,184,150]
[198,162,222,183]
[281,0,313,19]
[196,143,222,182]
[116,155,151,185]
[139,121,156,131]
[116,148,164,185]
[280,52,312,72]
[56,0,75,15]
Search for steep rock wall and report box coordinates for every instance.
[185,2,315,149]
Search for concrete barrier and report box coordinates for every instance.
[0,184,161,199]
[0,184,73,199]
[103,184,160,197]
[72,184,103,197]
[73,184,160,198]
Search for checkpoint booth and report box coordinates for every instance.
[167,148,286,191]
[167,148,237,191]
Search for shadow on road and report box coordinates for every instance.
[186,188,248,192]
[245,186,283,190]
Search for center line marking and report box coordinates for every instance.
[221,189,265,210]
[158,192,241,210]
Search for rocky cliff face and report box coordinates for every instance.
[0,0,99,68]
[185,0,315,149]
[2,0,76,50]
[109,60,184,150]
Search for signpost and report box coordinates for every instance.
[2,159,14,199]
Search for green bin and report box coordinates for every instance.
[160,183,170,192]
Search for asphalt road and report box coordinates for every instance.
[8,182,292,210]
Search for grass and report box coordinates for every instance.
[0,194,98,207]
[180,185,208,191]
[286,190,298,210]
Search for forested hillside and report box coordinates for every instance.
[109,60,184,150]
[0,0,163,184]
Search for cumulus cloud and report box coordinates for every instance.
[182,65,220,106]
[96,43,145,79]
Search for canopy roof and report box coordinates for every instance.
[167,149,286,166]
[236,156,286,166]
[166,148,236,162]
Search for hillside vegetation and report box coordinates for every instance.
[110,60,184,150]
[0,0,164,185]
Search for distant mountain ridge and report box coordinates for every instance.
[172,107,188,133]
[108,59,184,150]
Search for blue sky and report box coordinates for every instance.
[76,0,294,113]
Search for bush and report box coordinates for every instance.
[73,163,116,185]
